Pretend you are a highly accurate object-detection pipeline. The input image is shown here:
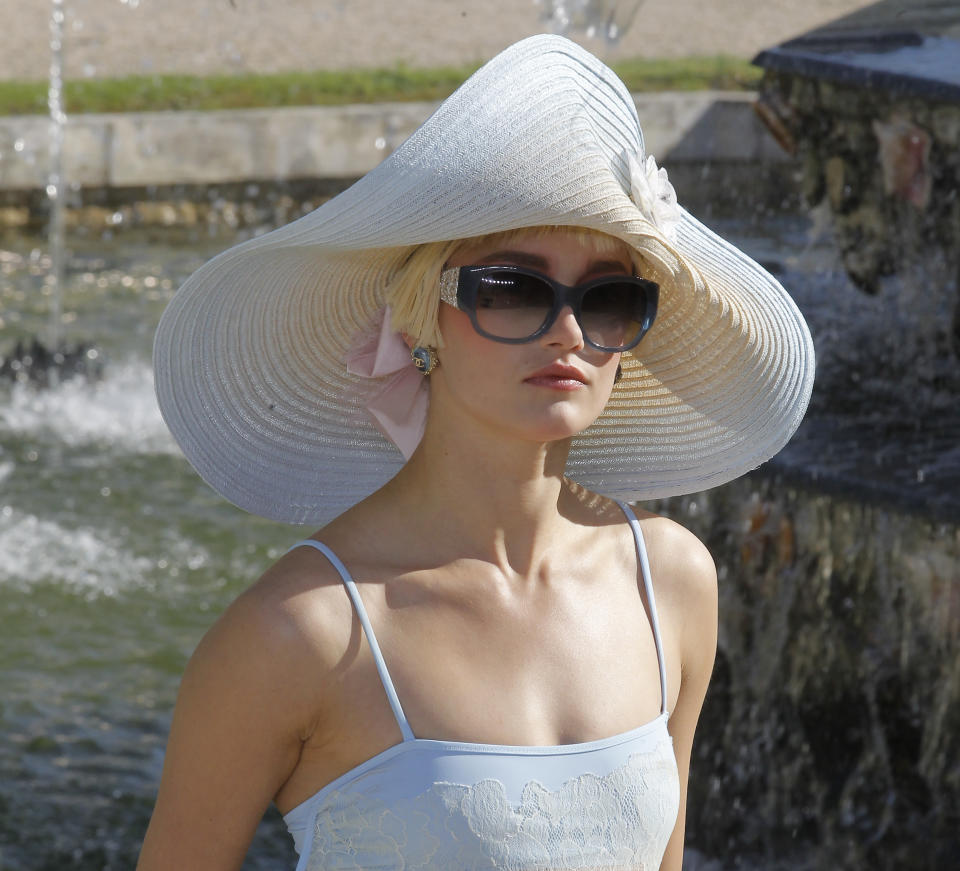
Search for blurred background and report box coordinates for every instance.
[0,0,874,79]
[1,1,958,869]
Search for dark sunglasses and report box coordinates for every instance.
[439,265,659,352]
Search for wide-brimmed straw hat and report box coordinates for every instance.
[154,34,814,526]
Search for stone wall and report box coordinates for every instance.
[653,472,960,869]
[0,91,786,229]
[756,70,960,349]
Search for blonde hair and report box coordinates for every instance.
[385,225,640,347]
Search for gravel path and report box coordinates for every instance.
[2,0,871,82]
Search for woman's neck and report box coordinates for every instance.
[376,419,580,578]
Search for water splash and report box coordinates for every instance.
[0,511,155,595]
[535,0,645,44]
[0,360,178,454]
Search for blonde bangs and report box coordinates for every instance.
[384,239,460,348]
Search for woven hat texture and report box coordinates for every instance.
[153,34,815,525]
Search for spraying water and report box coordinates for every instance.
[46,0,67,360]
[536,0,645,44]
[0,0,102,387]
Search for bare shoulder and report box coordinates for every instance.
[629,507,715,589]
[621,505,718,639]
[182,542,359,729]
[221,540,356,662]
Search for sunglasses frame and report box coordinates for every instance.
[439,265,659,352]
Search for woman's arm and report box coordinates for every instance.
[137,573,327,871]
[654,522,719,871]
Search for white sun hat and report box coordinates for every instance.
[153,34,814,526]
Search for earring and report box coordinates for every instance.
[614,363,623,384]
[411,346,439,375]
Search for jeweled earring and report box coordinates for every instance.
[614,363,623,384]
[411,346,439,375]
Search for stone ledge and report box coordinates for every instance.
[0,92,785,193]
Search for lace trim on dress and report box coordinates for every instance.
[303,737,679,871]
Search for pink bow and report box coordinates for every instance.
[344,306,428,460]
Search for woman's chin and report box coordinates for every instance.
[512,408,600,444]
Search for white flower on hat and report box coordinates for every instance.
[625,151,680,241]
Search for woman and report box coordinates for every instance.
[140,35,814,871]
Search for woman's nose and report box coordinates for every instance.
[541,305,585,350]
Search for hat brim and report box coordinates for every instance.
[154,35,814,525]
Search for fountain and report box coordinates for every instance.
[654,478,960,869]
[0,0,99,386]
[752,0,960,353]
[677,4,960,866]
[0,2,959,869]
[46,0,66,355]
[536,0,645,44]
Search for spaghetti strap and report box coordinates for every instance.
[614,501,669,715]
[287,539,416,741]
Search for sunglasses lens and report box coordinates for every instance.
[459,267,655,350]
[580,281,649,350]
[473,270,554,339]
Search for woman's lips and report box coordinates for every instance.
[524,364,587,390]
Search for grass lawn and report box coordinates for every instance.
[0,56,761,115]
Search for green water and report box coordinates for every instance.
[0,231,297,869]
